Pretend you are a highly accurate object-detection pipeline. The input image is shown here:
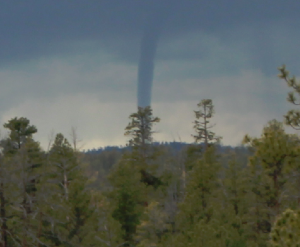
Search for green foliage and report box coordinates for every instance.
[48,133,79,200]
[243,120,300,209]
[243,119,300,245]
[67,177,96,246]
[270,208,300,247]
[278,65,300,130]
[184,144,202,171]
[83,148,123,190]
[42,133,98,246]
[125,106,160,155]
[135,201,169,247]
[218,153,252,247]
[169,146,222,246]
[192,99,222,148]
[2,117,37,151]
[108,157,146,246]
[91,191,124,247]
[0,118,47,246]
[107,107,169,247]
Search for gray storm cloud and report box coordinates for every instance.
[137,5,168,108]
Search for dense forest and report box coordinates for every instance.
[0,65,300,246]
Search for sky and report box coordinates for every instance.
[1,0,300,151]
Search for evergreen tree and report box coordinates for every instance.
[0,150,17,247]
[125,106,160,158]
[218,152,252,247]
[161,101,224,246]
[0,117,45,246]
[124,106,163,190]
[134,201,169,247]
[108,156,146,247]
[108,107,167,246]
[243,119,300,245]
[278,65,300,130]
[42,133,96,246]
[169,146,222,247]
[192,99,222,150]
[48,133,78,201]
[2,117,37,153]
[91,190,124,247]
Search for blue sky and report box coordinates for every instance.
[1,0,300,150]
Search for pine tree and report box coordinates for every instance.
[108,107,166,246]
[134,201,169,247]
[108,156,146,247]
[125,106,160,158]
[40,133,96,246]
[243,119,300,245]
[170,146,221,247]
[218,152,252,247]
[192,99,222,150]
[0,117,45,246]
[161,101,224,246]
[48,133,78,201]
[278,65,300,130]
[124,106,163,190]
[2,117,37,153]
[91,191,124,247]
[0,150,16,247]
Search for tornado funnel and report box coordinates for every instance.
[137,6,167,108]
[137,30,159,107]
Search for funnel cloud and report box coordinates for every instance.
[137,5,168,108]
